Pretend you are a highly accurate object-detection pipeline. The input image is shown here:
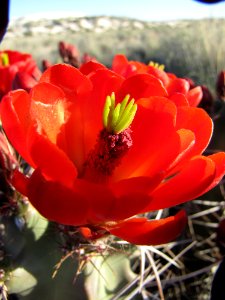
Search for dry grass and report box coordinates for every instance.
[106,191,225,299]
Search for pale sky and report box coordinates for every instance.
[10,0,225,21]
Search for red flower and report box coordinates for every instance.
[1,62,225,245]
[0,50,41,98]
[112,54,203,107]
[198,85,214,114]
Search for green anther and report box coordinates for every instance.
[102,93,137,134]
[103,95,111,128]
[106,93,116,131]
[114,102,133,130]
[120,98,135,119]
[111,103,121,129]
[1,53,9,66]
[119,94,130,115]
[114,103,137,133]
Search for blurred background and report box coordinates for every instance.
[1,0,225,91]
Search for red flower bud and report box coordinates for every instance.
[58,41,80,67]
[58,41,68,59]
[216,70,225,101]
[42,59,52,72]
[199,85,214,114]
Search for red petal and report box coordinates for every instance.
[57,102,87,172]
[28,170,126,226]
[13,71,37,91]
[31,81,65,104]
[7,50,31,65]
[112,55,148,77]
[169,93,189,107]
[107,175,164,221]
[11,170,29,196]
[0,90,34,165]
[111,174,164,197]
[166,129,195,174]
[117,73,168,101]
[89,68,123,101]
[187,86,203,107]
[112,54,129,75]
[107,210,187,245]
[0,67,12,95]
[30,82,69,144]
[79,60,106,76]
[145,156,216,211]
[70,179,151,223]
[176,106,213,157]
[200,152,225,194]
[40,63,92,101]
[70,179,116,223]
[167,78,190,96]
[147,66,170,87]
[109,193,152,221]
[27,170,88,226]
[27,129,77,187]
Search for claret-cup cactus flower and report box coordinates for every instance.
[0,50,41,99]
[112,54,203,107]
[1,60,225,246]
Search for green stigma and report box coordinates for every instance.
[0,53,9,66]
[103,92,137,134]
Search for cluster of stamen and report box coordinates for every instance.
[0,53,9,67]
[83,93,137,181]
[148,61,165,70]
[103,93,137,134]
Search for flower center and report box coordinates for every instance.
[0,53,9,67]
[83,93,137,182]
[103,93,137,134]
